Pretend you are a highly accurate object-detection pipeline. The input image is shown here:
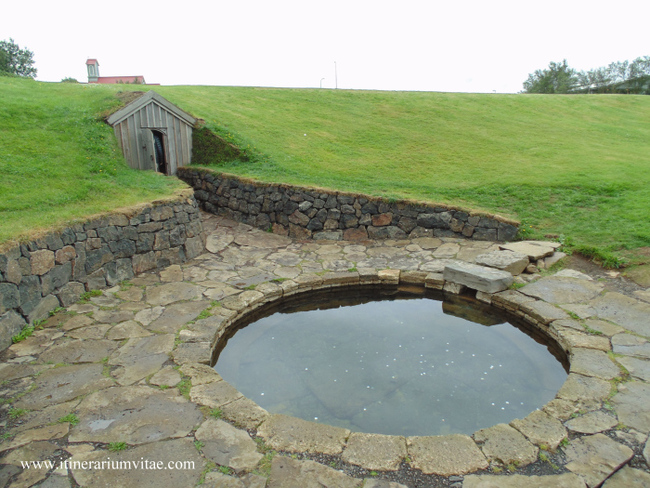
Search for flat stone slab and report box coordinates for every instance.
[544,251,567,268]
[3,467,52,488]
[564,433,633,488]
[69,438,203,488]
[69,386,203,444]
[519,299,570,324]
[147,300,211,333]
[616,356,650,382]
[0,424,69,453]
[544,400,582,424]
[410,237,442,249]
[133,305,164,326]
[11,399,80,433]
[149,366,181,387]
[499,241,557,261]
[60,314,94,331]
[519,277,603,304]
[603,466,650,488]
[111,352,169,386]
[195,418,263,472]
[406,434,488,476]
[202,472,246,488]
[559,330,611,352]
[39,339,118,364]
[109,333,175,364]
[564,411,618,434]
[341,433,407,471]
[623,264,650,287]
[220,396,270,430]
[509,410,567,450]
[268,455,362,488]
[202,282,240,301]
[432,242,460,258]
[258,414,349,455]
[190,380,243,409]
[464,473,587,488]
[205,233,235,253]
[474,250,529,275]
[584,319,624,337]
[0,440,62,467]
[105,320,152,340]
[611,333,650,359]
[363,480,410,488]
[610,381,650,433]
[145,282,203,306]
[555,269,593,281]
[7,329,64,357]
[474,423,538,467]
[14,364,113,410]
[588,292,650,336]
[443,262,513,293]
[0,363,38,381]
[172,341,211,365]
[267,251,303,266]
[570,348,621,380]
[221,290,264,310]
[92,309,134,324]
[67,324,111,340]
[556,374,611,407]
[159,264,183,282]
[234,231,292,248]
[180,362,223,386]
[633,288,650,303]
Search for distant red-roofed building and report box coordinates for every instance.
[86,59,147,84]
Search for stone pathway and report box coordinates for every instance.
[1,213,649,488]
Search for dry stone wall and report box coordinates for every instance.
[0,190,205,351]
[178,168,519,242]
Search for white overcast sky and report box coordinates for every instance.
[2,0,648,93]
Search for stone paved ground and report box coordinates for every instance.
[1,213,650,488]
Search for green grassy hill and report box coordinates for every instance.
[156,85,650,266]
[2,78,649,266]
[0,77,185,247]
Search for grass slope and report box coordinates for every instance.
[0,77,185,246]
[2,79,648,266]
[156,86,650,265]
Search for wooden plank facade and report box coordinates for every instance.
[107,91,196,175]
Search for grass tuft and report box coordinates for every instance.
[57,413,79,426]
[12,325,34,344]
[107,441,127,452]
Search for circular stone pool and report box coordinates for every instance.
[213,286,568,437]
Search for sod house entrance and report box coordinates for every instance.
[107,91,196,175]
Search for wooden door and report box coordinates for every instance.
[141,130,156,171]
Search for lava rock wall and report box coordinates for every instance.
[0,190,205,351]
[178,168,518,242]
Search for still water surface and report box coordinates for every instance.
[214,288,568,436]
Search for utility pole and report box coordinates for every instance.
[334,61,338,89]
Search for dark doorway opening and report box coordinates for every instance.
[152,130,168,174]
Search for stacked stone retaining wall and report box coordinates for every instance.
[178,168,519,242]
[0,190,205,351]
